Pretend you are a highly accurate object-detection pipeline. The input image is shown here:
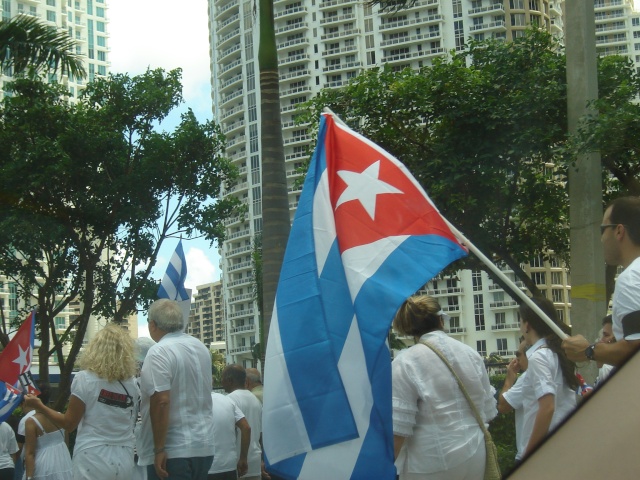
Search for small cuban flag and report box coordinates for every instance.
[158,240,191,326]
[262,112,468,479]
[158,240,189,301]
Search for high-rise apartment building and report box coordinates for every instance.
[208,0,569,367]
[1,0,110,99]
[187,281,226,348]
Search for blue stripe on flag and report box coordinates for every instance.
[158,240,189,301]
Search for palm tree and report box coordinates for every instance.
[258,0,291,362]
[0,15,85,78]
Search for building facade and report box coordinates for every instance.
[186,281,226,349]
[209,0,568,367]
[1,0,110,99]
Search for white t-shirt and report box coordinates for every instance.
[137,331,214,466]
[517,339,576,455]
[71,370,138,454]
[0,422,18,469]
[612,256,640,341]
[209,393,245,474]
[228,389,262,478]
[502,371,527,461]
[392,330,497,475]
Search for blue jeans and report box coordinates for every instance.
[147,456,213,480]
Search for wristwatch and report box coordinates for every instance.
[585,343,597,361]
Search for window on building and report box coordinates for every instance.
[97,21,105,32]
[474,294,485,331]
[497,338,507,352]
[552,289,564,303]
[46,0,56,6]
[472,271,483,291]
[46,10,56,22]
[477,340,487,357]
[510,0,525,8]
[511,13,526,26]
[449,316,461,331]
[96,6,105,17]
[495,312,506,326]
[532,272,546,285]
[551,271,562,285]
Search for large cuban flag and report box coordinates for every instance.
[262,113,468,479]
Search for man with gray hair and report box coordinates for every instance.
[245,368,263,404]
[137,299,214,479]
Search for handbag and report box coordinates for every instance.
[420,340,501,480]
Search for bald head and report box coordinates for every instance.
[246,368,262,390]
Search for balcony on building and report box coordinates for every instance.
[469,20,507,33]
[277,36,310,52]
[322,44,358,58]
[275,21,309,35]
[216,0,240,20]
[322,60,362,73]
[274,6,308,20]
[229,345,253,355]
[321,28,361,41]
[230,321,256,334]
[280,85,312,98]
[441,304,461,315]
[225,133,246,148]
[221,104,244,123]
[278,53,311,67]
[444,327,467,335]
[468,2,505,17]
[218,28,241,50]
[594,10,626,24]
[219,43,242,63]
[489,300,518,309]
[222,119,245,136]
[381,31,441,47]
[228,292,254,305]
[320,13,356,26]
[220,58,243,77]
[594,0,626,12]
[218,12,240,35]
[319,0,358,11]
[491,322,520,331]
[280,68,312,82]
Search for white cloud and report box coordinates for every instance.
[184,247,219,293]
[138,322,151,339]
[107,0,212,121]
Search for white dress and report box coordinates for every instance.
[24,417,72,480]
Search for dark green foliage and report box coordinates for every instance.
[0,70,240,407]
[304,30,569,292]
[489,374,518,475]
[0,16,85,78]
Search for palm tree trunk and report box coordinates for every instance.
[258,0,290,364]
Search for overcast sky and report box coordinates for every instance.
[108,0,219,336]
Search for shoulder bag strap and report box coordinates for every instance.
[419,340,490,437]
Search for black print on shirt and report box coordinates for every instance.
[98,388,133,409]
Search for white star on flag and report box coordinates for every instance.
[12,345,30,375]
[336,160,403,220]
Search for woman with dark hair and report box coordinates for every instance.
[392,295,497,480]
[518,296,577,458]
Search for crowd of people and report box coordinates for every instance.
[0,196,638,480]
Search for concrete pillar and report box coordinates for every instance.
[565,0,606,382]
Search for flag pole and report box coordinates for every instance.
[445,221,568,340]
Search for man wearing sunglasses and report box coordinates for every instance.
[563,196,640,367]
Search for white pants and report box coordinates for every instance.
[399,440,486,480]
[73,445,135,480]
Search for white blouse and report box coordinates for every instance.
[392,330,497,475]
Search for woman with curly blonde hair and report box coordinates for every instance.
[25,323,139,480]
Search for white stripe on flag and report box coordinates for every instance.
[312,169,335,274]
[297,314,373,479]
[262,302,313,464]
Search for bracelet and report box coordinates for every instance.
[154,447,165,454]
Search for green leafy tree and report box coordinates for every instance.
[0,69,239,407]
[0,15,85,78]
[304,30,569,293]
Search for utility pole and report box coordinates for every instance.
[565,1,605,382]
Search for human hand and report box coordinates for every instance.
[261,460,271,480]
[562,335,589,362]
[153,451,169,478]
[237,457,248,477]
[23,394,43,411]
[506,358,520,381]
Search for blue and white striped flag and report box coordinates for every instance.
[262,113,467,479]
[0,382,22,423]
[158,240,189,301]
